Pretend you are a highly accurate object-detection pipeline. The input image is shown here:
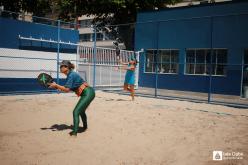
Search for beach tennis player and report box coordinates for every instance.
[49,60,95,136]
[122,55,137,101]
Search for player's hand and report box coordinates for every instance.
[48,82,57,89]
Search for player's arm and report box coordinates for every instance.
[118,62,128,70]
[120,61,128,65]
[49,82,70,92]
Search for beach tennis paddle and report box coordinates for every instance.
[37,73,54,88]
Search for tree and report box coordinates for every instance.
[57,0,183,50]
[0,0,53,18]
[1,0,183,50]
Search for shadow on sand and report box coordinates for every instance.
[41,124,86,133]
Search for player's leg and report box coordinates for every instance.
[129,85,135,101]
[80,112,87,130]
[124,70,131,91]
[71,87,95,136]
[128,71,135,100]
[124,83,129,91]
[71,108,80,136]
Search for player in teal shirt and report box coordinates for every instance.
[49,60,95,136]
[64,70,85,92]
[122,56,137,101]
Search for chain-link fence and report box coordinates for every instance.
[0,10,79,94]
[0,10,139,94]
[1,8,248,108]
[133,10,248,108]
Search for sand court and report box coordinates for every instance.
[0,91,247,165]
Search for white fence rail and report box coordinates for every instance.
[77,46,139,89]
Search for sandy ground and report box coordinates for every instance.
[0,91,248,165]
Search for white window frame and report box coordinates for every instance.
[158,49,179,74]
[185,48,227,76]
[144,49,156,73]
[144,49,179,74]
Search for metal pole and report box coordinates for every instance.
[208,17,213,103]
[76,44,79,71]
[240,55,244,97]
[135,51,141,89]
[110,66,112,87]
[93,25,97,89]
[155,22,160,97]
[57,20,60,86]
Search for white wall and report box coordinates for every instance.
[0,48,77,78]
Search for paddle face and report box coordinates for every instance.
[37,73,54,88]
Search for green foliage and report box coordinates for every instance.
[1,0,183,50]
[66,0,182,49]
[0,0,52,17]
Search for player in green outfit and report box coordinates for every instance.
[49,60,95,136]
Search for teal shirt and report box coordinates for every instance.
[64,71,85,92]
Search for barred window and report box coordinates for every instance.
[186,49,227,76]
[158,50,179,73]
[79,19,92,28]
[144,49,179,73]
[145,50,156,73]
[79,34,92,42]
[212,49,227,75]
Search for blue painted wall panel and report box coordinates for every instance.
[135,22,158,48]
[0,18,79,93]
[135,1,248,96]
[0,78,67,93]
[158,18,212,48]
[0,18,79,50]
[213,15,248,48]
[137,2,248,22]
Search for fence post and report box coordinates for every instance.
[240,54,244,97]
[208,17,213,103]
[93,25,97,89]
[155,22,160,98]
[135,50,142,89]
[57,20,61,88]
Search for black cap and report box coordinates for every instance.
[59,60,71,67]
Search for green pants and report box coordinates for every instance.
[73,87,95,133]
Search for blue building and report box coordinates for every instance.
[0,17,79,93]
[0,17,78,52]
[135,1,248,97]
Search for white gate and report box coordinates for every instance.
[77,46,139,90]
